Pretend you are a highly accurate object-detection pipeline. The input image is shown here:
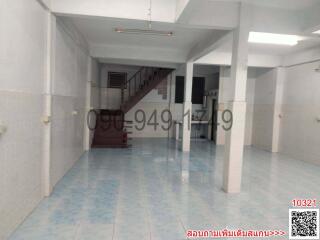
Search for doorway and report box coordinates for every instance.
[211,99,217,143]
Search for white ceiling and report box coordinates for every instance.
[246,0,319,10]
[248,38,320,55]
[215,33,320,56]
[60,2,320,67]
[209,0,320,10]
[182,64,220,75]
[67,16,223,51]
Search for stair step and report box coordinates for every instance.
[91,109,129,149]
[92,144,128,148]
[93,138,126,144]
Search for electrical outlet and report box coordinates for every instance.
[72,110,78,116]
[42,116,51,124]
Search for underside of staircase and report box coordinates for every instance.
[120,67,173,113]
[91,66,173,148]
[91,110,129,148]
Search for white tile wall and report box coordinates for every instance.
[0,92,44,239]
[0,0,46,94]
[51,96,86,186]
[50,20,89,187]
[54,21,88,97]
[91,87,100,109]
[90,59,100,109]
[216,67,256,146]
[125,102,174,138]
[0,0,47,238]
[250,62,320,165]
[279,62,320,165]
[252,68,277,151]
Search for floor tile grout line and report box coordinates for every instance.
[144,152,187,239]
[112,222,116,240]
[138,157,153,240]
[73,222,82,240]
[9,139,320,240]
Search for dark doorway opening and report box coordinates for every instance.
[211,99,217,143]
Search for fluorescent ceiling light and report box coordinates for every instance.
[115,28,173,36]
[249,32,301,46]
[313,30,320,35]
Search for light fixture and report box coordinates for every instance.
[115,28,173,36]
[248,32,301,46]
[114,0,173,37]
[313,30,320,35]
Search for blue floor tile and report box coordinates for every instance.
[9,138,320,240]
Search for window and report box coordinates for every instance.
[192,77,205,104]
[175,76,185,103]
[108,72,127,88]
[175,76,205,104]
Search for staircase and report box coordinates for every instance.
[91,110,129,148]
[91,66,173,148]
[120,67,174,113]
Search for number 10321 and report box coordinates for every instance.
[292,199,317,208]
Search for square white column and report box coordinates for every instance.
[42,12,56,197]
[223,3,251,193]
[182,101,192,151]
[271,67,285,153]
[182,62,193,152]
[223,101,247,193]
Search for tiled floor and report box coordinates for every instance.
[10,138,320,240]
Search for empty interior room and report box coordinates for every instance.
[1,0,320,239]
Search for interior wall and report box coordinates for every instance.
[216,66,256,146]
[100,64,140,109]
[279,61,320,165]
[88,59,100,147]
[174,64,220,120]
[0,0,47,238]
[125,72,173,138]
[126,66,220,138]
[50,18,89,187]
[251,68,277,151]
[90,59,100,109]
[126,101,173,138]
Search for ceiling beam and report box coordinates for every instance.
[98,58,179,69]
[50,0,176,23]
[301,3,320,34]
[90,44,187,64]
[175,0,197,23]
[196,51,283,69]
[187,31,232,62]
[36,0,51,10]
[177,0,239,29]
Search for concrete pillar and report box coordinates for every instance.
[271,67,285,153]
[182,62,193,151]
[169,71,176,139]
[223,3,251,193]
[216,66,228,145]
[181,153,190,182]
[42,12,56,197]
[84,58,92,151]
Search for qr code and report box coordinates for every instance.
[289,209,319,239]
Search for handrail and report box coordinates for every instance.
[123,67,144,85]
[121,67,155,103]
[120,67,171,106]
